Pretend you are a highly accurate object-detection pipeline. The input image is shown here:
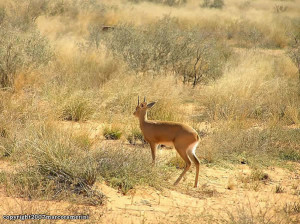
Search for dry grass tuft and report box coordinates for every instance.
[95,145,171,194]
[199,51,300,123]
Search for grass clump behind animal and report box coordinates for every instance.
[95,145,171,194]
[127,128,145,145]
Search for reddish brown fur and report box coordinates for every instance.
[133,100,201,187]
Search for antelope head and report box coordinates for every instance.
[133,96,156,118]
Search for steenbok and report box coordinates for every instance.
[133,96,200,187]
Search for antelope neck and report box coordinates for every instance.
[139,110,148,127]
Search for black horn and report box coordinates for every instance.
[144,96,146,102]
[138,96,140,105]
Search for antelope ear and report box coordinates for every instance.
[147,102,156,109]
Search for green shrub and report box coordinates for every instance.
[103,126,122,140]
[102,16,230,86]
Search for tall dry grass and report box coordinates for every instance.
[199,50,300,123]
[199,124,300,166]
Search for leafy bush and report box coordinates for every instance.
[102,16,230,86]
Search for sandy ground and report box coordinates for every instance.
[0,154,299,224]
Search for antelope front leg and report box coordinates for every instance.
[150,143,158,165]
